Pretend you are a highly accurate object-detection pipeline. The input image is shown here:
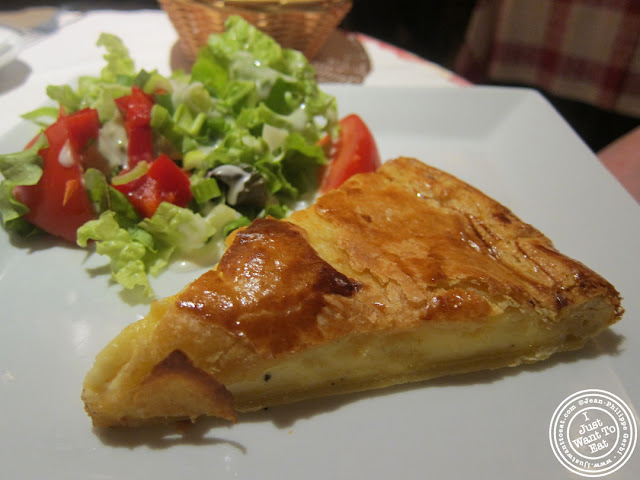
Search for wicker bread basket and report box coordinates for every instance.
[158,0,353,60]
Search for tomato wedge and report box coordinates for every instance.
[114,86,155,168]
[13,108,100,243]
[112,154,193,218]
[319,114,381,193]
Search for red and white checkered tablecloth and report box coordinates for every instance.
[455,0,640,118]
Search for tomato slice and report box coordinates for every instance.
[112,154,193,218]
[13,108,100,243]
[319,114,381,193]
[65,107,100,154]
[114,86,155,168]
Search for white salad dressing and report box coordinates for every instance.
[211,164,253,205]
[57,140,74,167]
[98,118,128,168]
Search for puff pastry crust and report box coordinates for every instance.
[82,157,623,427]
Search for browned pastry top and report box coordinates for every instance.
[177,219,359,356]
[171,157,621,360]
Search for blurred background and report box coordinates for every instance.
[1,0,638,153]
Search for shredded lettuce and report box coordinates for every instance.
[0,16,337,299]
[77,211,158,297]
[97,33,137,82]
[139,202,216,253]
[0,134,48,235]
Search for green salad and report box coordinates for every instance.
[0,16,338,297]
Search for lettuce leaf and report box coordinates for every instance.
[139,202,216,253]
[0,134,47,234]
[97,33,137,83]
[77,211,156,297]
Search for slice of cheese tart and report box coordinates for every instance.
[82,157,623,427]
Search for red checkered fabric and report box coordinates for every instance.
[454,0,640,117]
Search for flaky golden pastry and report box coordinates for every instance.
[82,157,623,427]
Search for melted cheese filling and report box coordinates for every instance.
[230,299,612,411]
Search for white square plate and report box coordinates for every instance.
[1,85,639,479]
